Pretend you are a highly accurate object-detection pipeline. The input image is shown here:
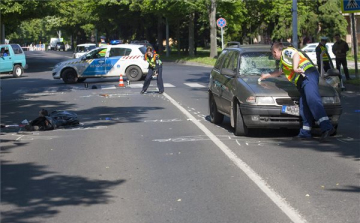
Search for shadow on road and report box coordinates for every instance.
[1,160,125,223]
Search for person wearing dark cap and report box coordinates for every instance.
[316,37,331,73]
[332,34,351,80]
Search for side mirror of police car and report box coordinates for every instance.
[324,68,340,77]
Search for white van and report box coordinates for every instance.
[73,43,97,58]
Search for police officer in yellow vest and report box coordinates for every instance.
[260,42,335,141]
[316,37,330,73]
[98,36,107,57]
[141,46,164,94]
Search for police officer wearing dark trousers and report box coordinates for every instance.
[141,47,164,94]
[316,37,331,73]
[260,42,335,141]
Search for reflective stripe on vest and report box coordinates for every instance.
[320,45,329,61]
[146,54,162,68]
[280,47,314,85]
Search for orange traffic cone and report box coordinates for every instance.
[118,74,125,87]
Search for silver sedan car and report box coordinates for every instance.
[208,43,342,136]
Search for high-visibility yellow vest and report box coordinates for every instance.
[146,53,162,68]
[280,47,314,85]
[319,45,329,61]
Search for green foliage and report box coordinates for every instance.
[1,0,350,51]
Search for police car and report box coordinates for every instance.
[52,44,149,83]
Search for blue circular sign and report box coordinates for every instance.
[217,18,226,28]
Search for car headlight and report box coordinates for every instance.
[322,96,341,105]
[246,96,276,105]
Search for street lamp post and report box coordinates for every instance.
[292,0,298,49]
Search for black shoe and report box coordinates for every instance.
[319,128,335,142]
[140,90,145,94]
[292,135,312,141]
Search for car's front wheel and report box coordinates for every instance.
[126,66,143,81]
[62,69,78,84]
[234,101,248,136]
[13,65,24,78]
[209,93,224,124]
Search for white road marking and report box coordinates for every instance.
[184,83,206,88]
[163,83,175,87]
[162,92,307,223]
[128,83,175,88]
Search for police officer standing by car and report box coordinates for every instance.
[260,42,335,141]
[141,46,164,94]
[316,37,331,73]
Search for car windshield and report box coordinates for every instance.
[77,45,96,52]
[239,52,278,76]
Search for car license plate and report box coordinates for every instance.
[281,105,299,116]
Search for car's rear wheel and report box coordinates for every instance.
[234,101,248,136]
[77,78,86,83]
[13,65,24,78]
[62,69,78,84]
[126,66,142,81]
[209,93,224,124]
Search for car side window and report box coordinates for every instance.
[124,48,132,56]
[222,51,239,71]
[214,50,227,70]
[109,48,126,57]
[10,44,23,54]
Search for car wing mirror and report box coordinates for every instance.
[221,68,237,77]
[324,68,340,77]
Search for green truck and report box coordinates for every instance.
[0,44,28,77]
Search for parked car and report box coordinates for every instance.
[0,44,27,77]
[208,43,342,136]
[301,42,336,65]
[56,42,65,51]
[130,40,153,48]
[73,43,96,58]
[52,44,149,83]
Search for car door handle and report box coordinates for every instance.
[98,60,104,63]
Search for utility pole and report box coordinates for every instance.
[166,17,169,57]
[292,0,298,49]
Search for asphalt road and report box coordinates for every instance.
[1,51,359,223]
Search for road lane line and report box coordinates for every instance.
[163,92,307,223]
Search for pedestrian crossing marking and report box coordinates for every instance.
[128,83,175,88]
[184,83,206,88]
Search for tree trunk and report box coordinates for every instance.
[189,12,195,57]
[209,0,217,58]
[176,20,181,56]
[157,15,163,53]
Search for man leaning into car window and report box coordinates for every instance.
[259,42,335,142]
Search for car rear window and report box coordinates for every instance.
[139,46,147,55]
[239,52,277,76]
[10,44,24,54]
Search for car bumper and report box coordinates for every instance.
[240,104,342,128]
[52,70,61,79]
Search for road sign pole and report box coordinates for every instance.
[351,13,358,77]
[221,27,224,50]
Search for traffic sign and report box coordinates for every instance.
[341,0,360,13]
[217,18,226,28]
